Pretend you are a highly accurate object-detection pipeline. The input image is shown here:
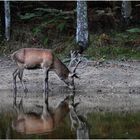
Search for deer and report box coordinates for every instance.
[11,48,81,105]
[12,95,74,135]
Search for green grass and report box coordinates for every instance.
[86,45,140,60]
[85,31,140,60]
[56,30,140,60]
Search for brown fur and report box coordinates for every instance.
[11,48,71,80]
[11,48,75,105]
[12,97,70,134]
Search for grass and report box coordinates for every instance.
[85,31,140,60]
[0,27,140,60]
[86,45,140,60]
[56,30,140,61]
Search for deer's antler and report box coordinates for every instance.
[72,58,81,73]
[69,103,82,130]
[68,50,82,73]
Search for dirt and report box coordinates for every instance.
[0,56,140,115]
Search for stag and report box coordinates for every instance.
[11,48,81,104]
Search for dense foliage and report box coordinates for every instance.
[0,1,140,59]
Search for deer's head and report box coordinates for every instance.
[63,51,81,90]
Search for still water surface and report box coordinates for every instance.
[0,110,140,139]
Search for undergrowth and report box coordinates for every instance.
[86,31,140,60]
[0,28,140,60]
[56,30,140,60]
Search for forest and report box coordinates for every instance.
[0,1,140,139]
[0,1,140,59]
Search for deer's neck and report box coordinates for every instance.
[53,57,70,80]
[53,103,69,126]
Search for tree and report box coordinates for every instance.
[4,0,10,41]
[76,0,89,54]
[121,1,132,25]
[0,1,5,40]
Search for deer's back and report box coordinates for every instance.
[12,48,54,69]
[12,113,54,134]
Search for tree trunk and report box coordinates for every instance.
[4,0,10,41]
[76,0,89,53]
[0,1,5,40]
[121,1,132,25]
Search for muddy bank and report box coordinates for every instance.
[0,57,140,114]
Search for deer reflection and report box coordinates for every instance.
[69,103,89,139]
[12,93,89,138]
[12,95,73,135]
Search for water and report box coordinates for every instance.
[88,112,140,139]
[0,110,140,139]
[0,110,75,139]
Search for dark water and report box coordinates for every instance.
[0,110,140,139]
[0,110,75,139]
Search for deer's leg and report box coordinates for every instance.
[43,97,50,116]
[44,68,49,105]
[18,68,28,95]
[13,68,19,105]
[14,97,24,115]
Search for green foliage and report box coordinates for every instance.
[86,45,140,60]
[19,13,40,20]
[35,7,49,12]
[32,27,42,36]
[20,8,73,46]
[57,22,66,32]
[19,7,49,20]
[126,28,140,33]
[0,41,12,55]
[85,31,140,60]
[43,37,49,45]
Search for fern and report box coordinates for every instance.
[57,22,66,32]
[126,28,140,33]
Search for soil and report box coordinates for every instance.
[0,56,140,115]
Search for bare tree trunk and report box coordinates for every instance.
[121,1,132,25]
[4,0,10,41]
[0,1,5,39]
[76,0,89,54]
